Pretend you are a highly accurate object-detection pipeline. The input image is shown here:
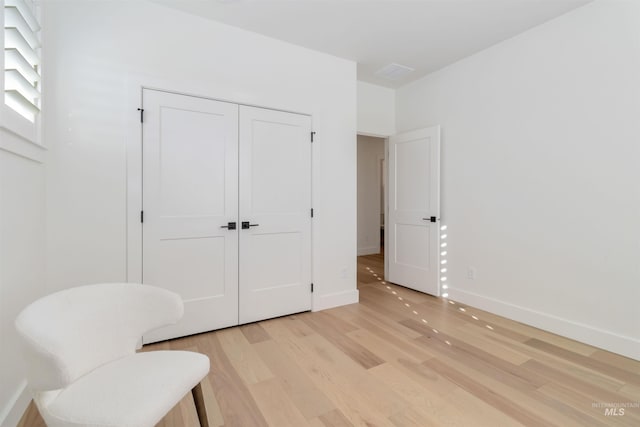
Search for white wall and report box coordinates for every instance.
[0,132,46,426]
[43,1,358,310]
[396,0,640,359]
[357,135,384,256]
[357,81,395,137]
[0,4,47,420]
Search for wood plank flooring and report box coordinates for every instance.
[18,253,640,426]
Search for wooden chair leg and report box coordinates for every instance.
[191,383,210,427]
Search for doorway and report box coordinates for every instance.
[357,135,387,284]
[357,127,442,297]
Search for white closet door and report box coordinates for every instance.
[238,106,312,324]
[388,126,441,295]
[142,89,239,343]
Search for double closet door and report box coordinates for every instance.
[141,89,312,343]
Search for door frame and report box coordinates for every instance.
[377,153,385,255]
[126,86,315,307]
[384,138,389,276]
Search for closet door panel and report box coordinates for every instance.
[239,106,312,324]
[142,89,239,343]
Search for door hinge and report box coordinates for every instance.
[311,131,316,143]
[311,283,314,293]
[137,108,144,123]
[311,208,314,218]
[140,210,144,223]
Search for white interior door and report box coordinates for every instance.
[142,89,239,343]
[387,126,441,295]
[238,106,312,324]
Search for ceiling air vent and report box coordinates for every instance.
[374,63,414,81]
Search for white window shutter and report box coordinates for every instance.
[4,0,40,122]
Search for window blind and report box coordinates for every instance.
[4,0,40,122]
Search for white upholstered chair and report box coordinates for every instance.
[15,283,210,427]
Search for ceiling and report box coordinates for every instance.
[151,0,590,88]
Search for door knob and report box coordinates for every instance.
[422,216,437,223]
[241,221,260,229]
[220,222,236,230]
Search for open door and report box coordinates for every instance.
[387,126,441,295]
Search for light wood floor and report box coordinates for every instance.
[19,253,640,426]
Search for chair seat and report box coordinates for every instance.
[44,350,210,427]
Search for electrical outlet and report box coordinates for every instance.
[467,267,476,280]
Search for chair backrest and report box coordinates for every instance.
[15,283,183,391]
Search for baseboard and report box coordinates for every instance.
[313,289,359,312]
[357,246,380,256]
[0,380,30,427]
[450,288,640,361]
